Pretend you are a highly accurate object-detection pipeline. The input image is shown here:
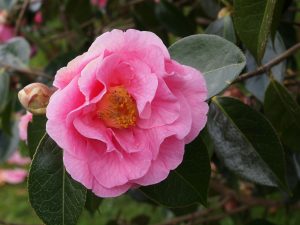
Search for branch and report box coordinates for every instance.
[0,63,53,80]
[154,197,230,225]
[192,205,249,225]
[157,179,299,225]
[15,0,30,35]
[234,42,300,83]
[210,180,283,207]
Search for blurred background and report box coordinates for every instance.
[0,0,300,225]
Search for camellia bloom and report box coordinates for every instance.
[0,10,14,43]
[0,169,27,185]
[19,112,33,141]
[0,24,14,43]
[91,0,107,8]
[46,29,208,197]
[7,151,30,166]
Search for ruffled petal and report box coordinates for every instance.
[134,136,184,185]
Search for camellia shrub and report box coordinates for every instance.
[0,0,300,225]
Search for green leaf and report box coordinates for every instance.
[27,115,47,158]
[28,134,86,225]
[207,97,289,191]
[0,70,10,113]
[0,37,31,68]
[85,190,102,216]
[140,137,211,207]
[0,120,19,162]
[0,91,16,135]
[169,34,246,99]
[264,79,300,152]
[245,33,286,102]
[233,0,284,62]
[205,16,236,43]
[0,0,17,10]
[155,0,196,37]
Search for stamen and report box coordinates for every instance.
[97,86,137,129]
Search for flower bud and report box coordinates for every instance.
[217,7,232,19]
[18,83,55,115]
[0,10,8,24]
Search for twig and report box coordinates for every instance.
[0,63,53,80]
[192,206,249,225]
[15,0,30,35]
[196,17,213,26]
[234,42,300,83]
[154,197,230,225]
[44,18,95,42]
[210,180,283,207]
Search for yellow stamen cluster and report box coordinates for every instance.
[97,86,137,129]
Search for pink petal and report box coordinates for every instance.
[89,29,170,63]
[165,60,208,143]
[78,56,105,102]
[0,24,14,43]
[89,143,152,188]
[92,179,132,198]
[134,136,184,185]
[7,151,31,165]
[47,76,85,122]
[0,169,27,184]
[138,78,180,128]
[19,112,33,141]
[53,52,97,89]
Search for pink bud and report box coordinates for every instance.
[34,11,43,25]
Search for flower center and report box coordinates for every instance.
[97,86,138,129]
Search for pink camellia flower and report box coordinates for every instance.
[34,11,43,25]
[0,24,14,43]
[91,0,107,8]
[19,112,33,141]
[0,169,27,184]
[46,29,208,197]
[7,151,31,166]
[0,10,14,43]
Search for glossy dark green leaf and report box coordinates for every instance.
[0,91,16,135]
[28,134,86,225]
[233,0,284,62]
[207,97,289,191]
[0,70,10,113]
[0,120,19,162]
[169,34,246,98]
[264,79,300,152]
[205,16,236,43]
[155,0,196,37]
[27,115,47,158]
[245,33,286,102]
[0,37,31,68]
[293,153,300,180]
[140,137,211,207]
[85,190,102,216]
